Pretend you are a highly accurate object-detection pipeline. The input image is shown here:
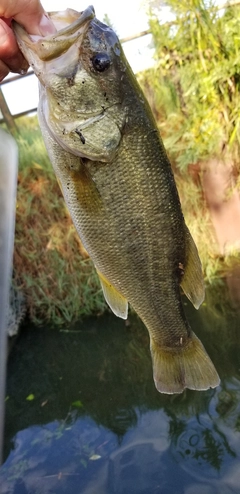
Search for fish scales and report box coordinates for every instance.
[83,130,187,337]
[64,118,187,345]
[13,6,220,394]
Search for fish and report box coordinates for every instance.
[13,6,220,394]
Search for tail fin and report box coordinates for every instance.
[150,332,220,394]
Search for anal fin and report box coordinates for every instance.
[96,268,128,320]
[180,226,205,309]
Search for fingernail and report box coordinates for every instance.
[39,14,57,36]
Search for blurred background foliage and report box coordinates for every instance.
[138,0,240,280]
[139,0,240,170]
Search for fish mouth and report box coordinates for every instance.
[13,6,95,62]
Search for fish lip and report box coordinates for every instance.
[12,5,95,61]
[48,6,95,39]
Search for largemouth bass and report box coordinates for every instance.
[13,6,220,394]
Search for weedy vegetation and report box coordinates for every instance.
[138,0,240,281]
[141,0,240,167]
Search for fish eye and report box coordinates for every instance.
[91,52,111,72]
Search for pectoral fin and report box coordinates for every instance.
[96,269,128,319]
[180,226,205,309]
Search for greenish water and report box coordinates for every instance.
[1,282,240,494]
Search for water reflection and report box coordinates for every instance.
[1,280,240,493]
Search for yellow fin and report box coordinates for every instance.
[96,269,128,320]
[56,177,64,195]
[150,333,220,394]
[180,226,205,309]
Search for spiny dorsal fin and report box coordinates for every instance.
[96,268,128,319]
[180,226,205,309]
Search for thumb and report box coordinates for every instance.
[16,12,56,36]
[10,1,56,36]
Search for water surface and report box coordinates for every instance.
[1,282,240,494]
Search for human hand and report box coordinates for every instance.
[0,0,56,81]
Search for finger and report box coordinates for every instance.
[10,1,56,36]
[0,1,56,36]
[20,12,57,36]
[0,59,9,81]
[0,19,28,74]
